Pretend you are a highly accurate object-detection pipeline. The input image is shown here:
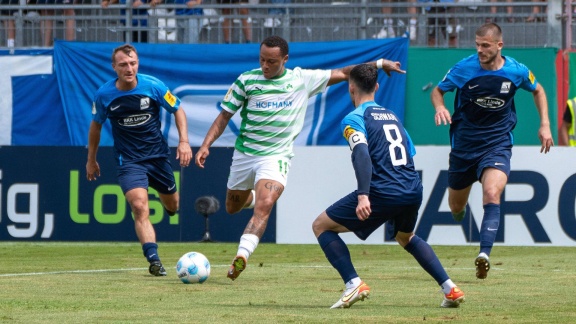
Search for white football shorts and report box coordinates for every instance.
[227,150,291,190]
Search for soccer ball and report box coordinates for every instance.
[176,252,211,284]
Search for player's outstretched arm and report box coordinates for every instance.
[195,110,234,168]
[327,59,405,86]
[173,107,192,167]
[431,86,452,126]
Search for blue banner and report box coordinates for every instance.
[53,39,408,146]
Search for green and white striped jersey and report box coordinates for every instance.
[221,67,331,157]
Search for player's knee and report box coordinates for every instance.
[483,187,502,204]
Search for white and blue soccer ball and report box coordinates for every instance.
[176,252,211,284]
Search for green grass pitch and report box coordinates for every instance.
[1,242,575,323]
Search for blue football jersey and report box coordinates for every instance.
[438,54,538,154]
[92,73,181,165]
[341,101,422,204]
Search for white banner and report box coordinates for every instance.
[277,146,576,246]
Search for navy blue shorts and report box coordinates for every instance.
[117,158,177,195]
[448,148,512,190]
[326,191,421,240]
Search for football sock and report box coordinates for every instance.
[479,203,500,256]
[237,234,259,260]
[345,277,362,290]
[404,235,449,285]
[142,242,160,262]
[440,279,456,294]
[317,231,357,284]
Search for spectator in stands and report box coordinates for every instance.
[102,0,158,43]
[217,0,252,43]
[173,0,204,43]
[374,0,418,41]
[487,0,513,23]
[1,0,17,48]
[37,0,76,46]
[526,0,546,22]
[560,97,576,146]
[419,0,459,47]
[263,0,290,28]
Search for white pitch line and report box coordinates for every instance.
[0,268,147,277]
[0,265,505,278]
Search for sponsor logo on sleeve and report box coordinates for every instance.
[163,90,177,107]
[528,70,535,85]
[343,125,355,140]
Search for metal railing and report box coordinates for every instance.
[0,0,574,49]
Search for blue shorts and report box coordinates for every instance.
[326,191,421,240]
[117,158,177,194]
[448,148,512,190]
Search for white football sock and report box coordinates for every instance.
[237,234,259,259]
[345,277,362,290]
[440,279,456,294]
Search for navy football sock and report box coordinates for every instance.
[404,235,449,285]
[479,203,500,256]
[317,231,358,284]
[142,242,160,263]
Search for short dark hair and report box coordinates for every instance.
[476,22,502,40]
[112,44,137,63]
[350,64,378,93]
[261,35,289,56]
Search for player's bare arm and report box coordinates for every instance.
[431,86,452,126]
[532,84,554,153]
[195,110,234,168]
[86,121,102,181]
[327,59,404,86]
[173,107,192,167]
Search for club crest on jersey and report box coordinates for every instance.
[163,90,177,107]
[500,82,511,94]
[140,97,150,110]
